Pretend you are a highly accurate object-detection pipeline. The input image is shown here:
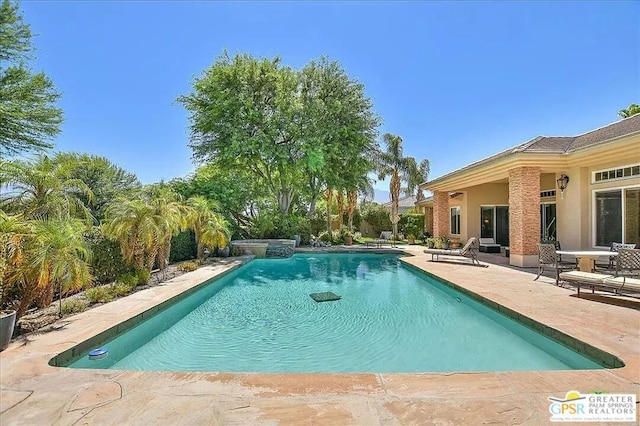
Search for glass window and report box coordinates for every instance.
[595,190,622,246]
[625,188,640,246]
[450,207,460,234]
[594,188,640,246]
[541,203,557,240]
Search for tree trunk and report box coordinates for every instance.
[325,188,333,233]
[307,194,318,218]
[390,171,401,240]
[336,191,344,229]
[346,191,357,232]
[277,190,293,215]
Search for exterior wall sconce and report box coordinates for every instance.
[556,174,569,199]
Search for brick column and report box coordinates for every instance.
[432,190,450,237]
[508,167,540,267]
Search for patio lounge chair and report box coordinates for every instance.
[366,231,395,248]
[560,248,640,296]
[479,238,501,253]
[424,237,480,266]
[534,243,577,285]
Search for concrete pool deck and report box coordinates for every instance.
[1,248,638,425]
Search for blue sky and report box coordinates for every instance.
[21,1,639,198]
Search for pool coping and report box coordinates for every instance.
[1,247,638,424]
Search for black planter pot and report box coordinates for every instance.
[0,310,17,351]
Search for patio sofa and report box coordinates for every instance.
[479,238,501,253]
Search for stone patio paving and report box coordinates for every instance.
[1,247,638,425]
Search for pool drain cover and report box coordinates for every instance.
[310,292,341,302]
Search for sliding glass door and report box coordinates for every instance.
[480,206,509,246]
[595,187,640,246]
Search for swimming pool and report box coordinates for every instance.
[62,253,604,372]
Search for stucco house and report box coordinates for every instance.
[416,114,640,267]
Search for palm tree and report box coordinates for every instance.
[2,216,92,318]
[146,186,191,271]
[103,197,158,271]
[187,196,230,261]
[0,212,32,312]
[28,219,92,315]
[0,155,93,223]
[618,103,640,118]
[376,133,430,239]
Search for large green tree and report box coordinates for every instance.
[618,103,640,119]
[53,152,140,222]
[0,0,62,157]
[179,53,379,216]
[376,133,430,239]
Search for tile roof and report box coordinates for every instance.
[382,195,417,208]
[512,113,640,154]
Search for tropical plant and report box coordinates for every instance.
[0,211,31,313]
[187,196,230,261]
[52,152,140,222]
[0,155,93,223]
[375,133,430,239]
[145,186,191,271]
[0,0,63,157]
[618,103,640,118]
[103,196,157,271]
[3,218,92,318]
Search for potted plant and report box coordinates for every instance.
[426,237,435,249]
[0,309,16,351]
[437,236,450,250]
[449,237,460,249]
[342,230,353,246]
[406,233,416,245]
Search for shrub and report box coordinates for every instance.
[85,286,114,304]
[360,202,392,235]
[135,269,151,285]
[318,231,332,242]
[249,211,311,244]
[87,231,128,284]
[169,230,197,263]
[116,271,139,287]
[177,261,199,272]
[61,298,90,315]
[401,215,423,239]
[111,283,134,297]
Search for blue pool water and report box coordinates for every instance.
[66,254,602,372]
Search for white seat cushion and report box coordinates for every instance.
[559,271,613,284]
[603,276,640,291]
[424,249,462,256]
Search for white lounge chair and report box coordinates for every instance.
[424,237,480,266]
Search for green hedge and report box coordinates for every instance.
[87,232,128,284]
[400,214,425,236]
[169,230,197,263]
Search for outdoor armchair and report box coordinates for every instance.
[534,243,577,285]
